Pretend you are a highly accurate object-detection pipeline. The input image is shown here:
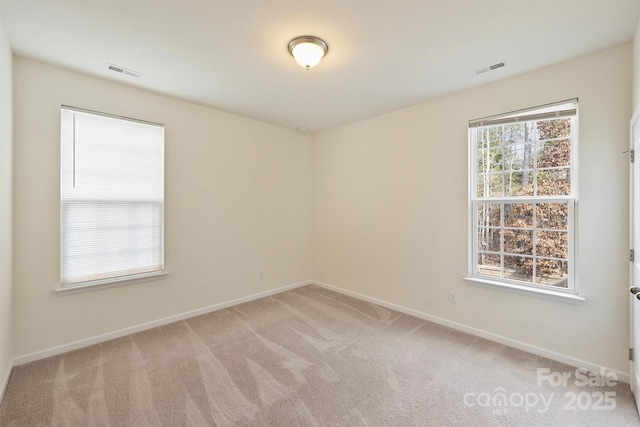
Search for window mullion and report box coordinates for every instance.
[532,201,537,283]
[500,201,505,279]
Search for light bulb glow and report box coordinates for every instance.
[292,42,325,69]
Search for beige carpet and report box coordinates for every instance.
[0,284,638,426]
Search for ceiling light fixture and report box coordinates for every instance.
[288,36,328,70]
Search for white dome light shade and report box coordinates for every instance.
[288,36,328,70]
[292,42,324,69]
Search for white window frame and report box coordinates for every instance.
[56,106,167,296]
[464,99,584,303]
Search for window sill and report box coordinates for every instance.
[464,276,585,304]
[55,271,168,296]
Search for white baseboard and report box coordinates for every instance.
[11,278,630,385]
[312,280,630,384]
[0,358,14,404]
[13,280,312,366]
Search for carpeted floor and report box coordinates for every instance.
[0,284,639,426]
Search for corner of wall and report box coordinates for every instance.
[0,4,14,404]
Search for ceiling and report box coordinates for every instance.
[1,1,639,133]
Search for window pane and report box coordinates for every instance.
[477,172,503,197]
[504,170,534,197]
[536,168,570,196]
[478,228,501,252]
[477,253,501,277]
[537,139,571,168]
[477,127,489,150]
[536,231,568,258]
[504,229,533,255]
[504,255,533,282]
[502,123,526,144]
[536,203,568,230]
[537,118,571,139]
[503,143,533,171]
[536,259,568,287]
[504,203,533,228]
[477,148,503,173]
[478,203,501,227]
[486,126,508,148]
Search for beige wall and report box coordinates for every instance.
[0,7,13,392]
[7,32,636,376]
[12,57,312,356]
[313,44,632,373]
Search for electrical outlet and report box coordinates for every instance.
[258,270,264,279]
[448,291,457,304]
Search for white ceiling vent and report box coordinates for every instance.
[473,60,507,76]
[105,63,142,78]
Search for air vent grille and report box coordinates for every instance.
[105,63,142,78]
[473,60,507,76]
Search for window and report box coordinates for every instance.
[467,99,578,297]
[60,106,165,291]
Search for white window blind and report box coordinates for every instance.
[60,106,164,287]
